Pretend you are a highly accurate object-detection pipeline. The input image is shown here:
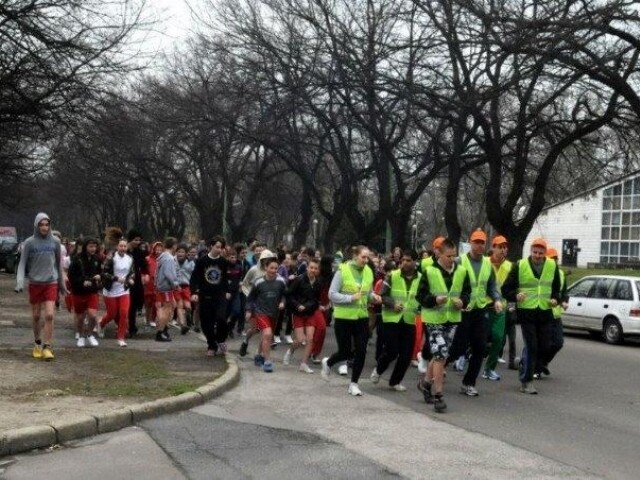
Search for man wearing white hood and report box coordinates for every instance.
[15,213,66,360]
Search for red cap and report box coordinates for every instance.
[492,235,508,247]
[432,236,445,250]
[531,238,548,250]
[470,229,487,243]
[547,247,559,258]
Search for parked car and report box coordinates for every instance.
[562,274,640,344]
[0,226,19,274]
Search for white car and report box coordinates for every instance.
[562,275,640,344]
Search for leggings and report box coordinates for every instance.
[101,294,130,341]
[327,317,369,384]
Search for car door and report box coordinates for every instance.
[563,277,598,328]
[581,277,617,331]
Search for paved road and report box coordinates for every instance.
[2,325,637,479]
[361,330,640,480]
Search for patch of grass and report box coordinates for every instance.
[563,267,640,284]
[3,348,223,400]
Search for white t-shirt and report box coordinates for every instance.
[103,253,133,298]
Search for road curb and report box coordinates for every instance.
[0,355,239,457]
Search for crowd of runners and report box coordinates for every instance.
[14,212,568,413]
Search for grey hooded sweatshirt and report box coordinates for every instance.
[15,213,64,291]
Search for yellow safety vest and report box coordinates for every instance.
[517,258,556,310]
[492,258,512,288]
[552,269,565,319]
[421,265,466,325]
[461,254,492,309]
[332,262,374,320]
[420,256,434,276]
[381,269,421,324]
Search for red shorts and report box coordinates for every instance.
[255,314,276,331]
[155,291,176,304]
[73,293,99,314]
[28,283,58,305]
[175,285,191,302]
[293,309,323,329]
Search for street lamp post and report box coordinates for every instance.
[313,218,318,250]
[412,224,418,250]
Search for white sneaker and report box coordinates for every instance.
[417,352,428,373]
[338,364,349,376]
[274,336,282,345]
[497,357,506,364]
[285,335,293,344]
[347,383,363,396]
[454,356,467,372]
[149,321,157,328]
[76,337,86,348]
[299,363,314,374]
[391,384,407,392]
[283,348,292,365]
[118,340,127,347]
[320,357,331,381]
[87,335,99,347]
[370,368,380,384]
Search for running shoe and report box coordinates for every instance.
[309,355,322,364]
[338,364,349,376]
[87,335,99,347]
[454,356,467,372]
[41,347,54,361]
[370,368,381,384]
[417,352,428,373]
[218,343,228,354]
[390,384,407,392]
[76,337,86,348]
[155,331,171,342]
[433,395,447,413]
[118,340,127,347]
[180,325,190,335]
[460,384,479,396]
[254,354,265,366]
[32,345,43,359]
[482,369,501,381]
[347,383,363,396]
[497,357,506,364]
[96,323,105,339]
[239,341,249,357]
[320,357,331,381]
[285,335,293,344]
[274,336,282,345]
[520,382,538,394]
[283,348,292,365]
[262,360,274,373]
[422,382,434,404]
[299,363,314,374]
[540,366,551,376]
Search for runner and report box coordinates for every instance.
[246,257,287,372]
[99,239,134,347]
[416,238,471,412]
[501,238,561,394]
[284,257,323,373]
[15,213,66,360]
[483,235,512,380]
[371,250,421,391]
[190,236,231,356]
[448,229,502,397]
[175,243,195,335]
[125,229,149,337]
[321,245,382,396]
[154,237,179,342]
[144,241,163,328]
[68,237,102,348]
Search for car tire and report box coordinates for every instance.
[603,317,623,345]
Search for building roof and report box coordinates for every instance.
[542,169,640,212]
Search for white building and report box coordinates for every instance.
[525,171,640,267]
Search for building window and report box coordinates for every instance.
[601,177,640,264]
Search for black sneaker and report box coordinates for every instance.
[180,325,190,335]
[239,341,248,357]
[155,331,171,342]
[194,326,201,333]
[433,395,447,413]
[540,366,551,376]
[422,382,434,404]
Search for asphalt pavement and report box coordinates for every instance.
[2,325,625,479]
